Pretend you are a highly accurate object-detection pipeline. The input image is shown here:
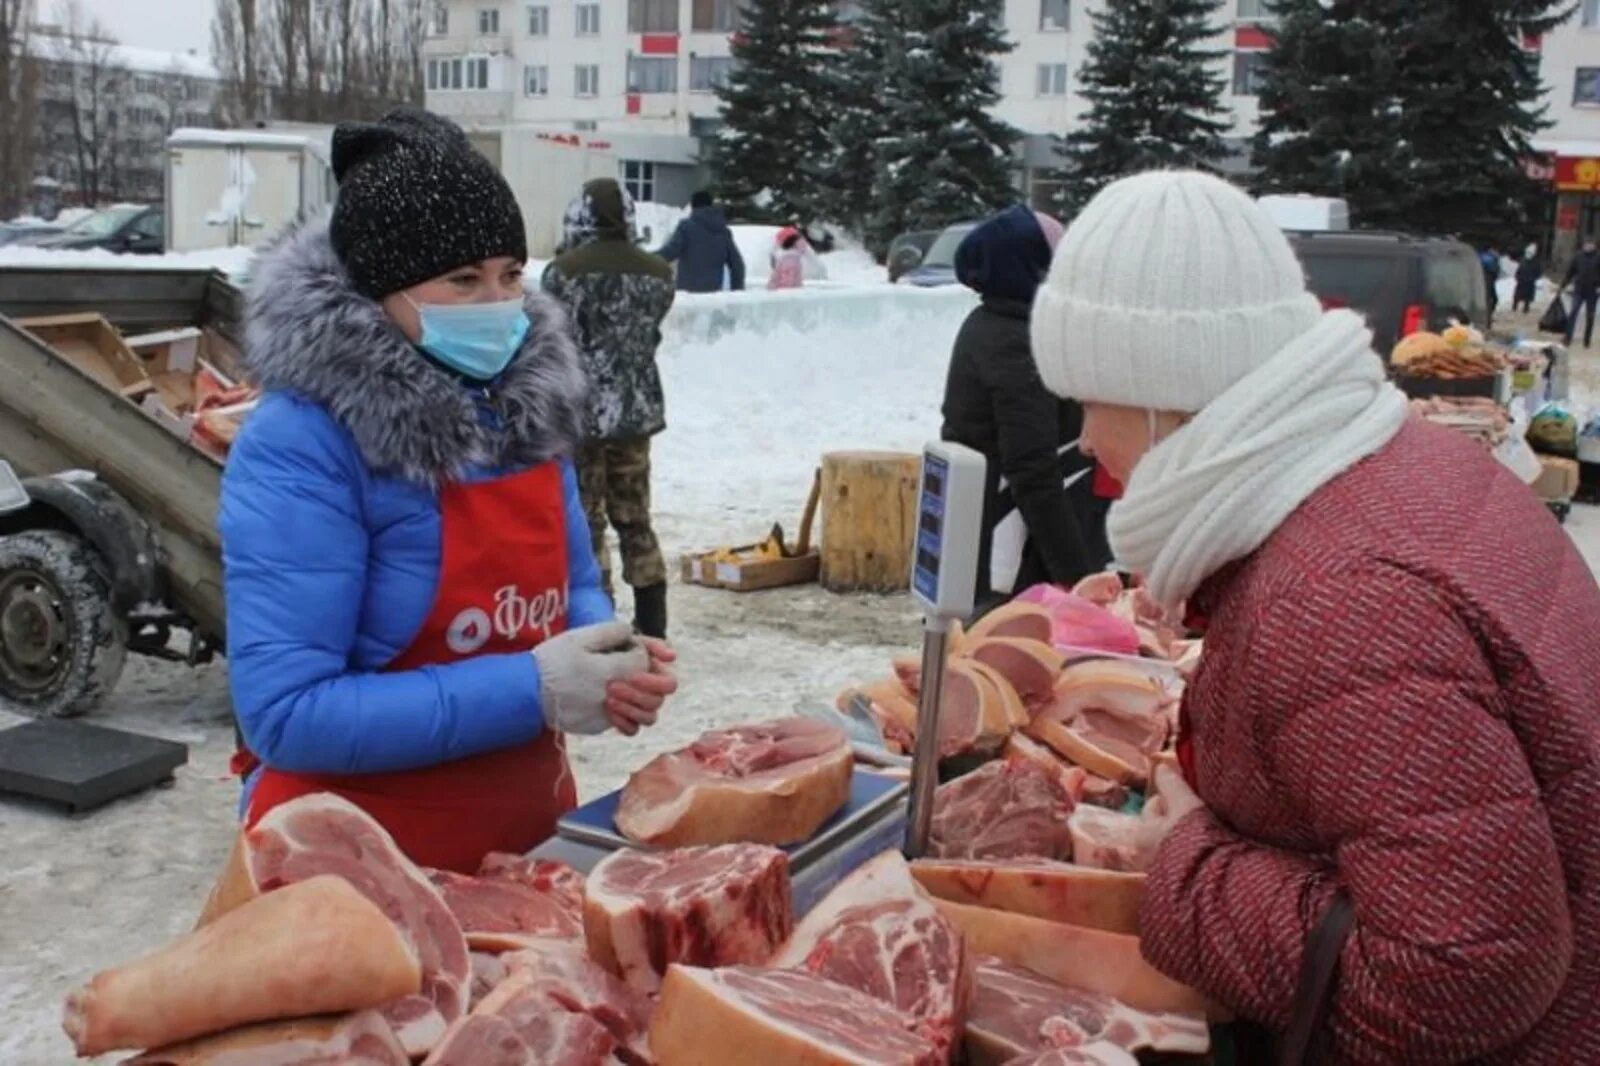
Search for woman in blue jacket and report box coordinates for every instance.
[219,108,676,873]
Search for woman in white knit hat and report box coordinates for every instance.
[1030,170,1599,1062]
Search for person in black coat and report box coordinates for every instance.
[657,190,746,294]
[941,205,1111,616]
[1563,238,1600,348]
[1514,242,1542,314]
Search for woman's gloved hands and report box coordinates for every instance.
[532,622,678,736]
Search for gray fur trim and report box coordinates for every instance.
[243,216,587,486]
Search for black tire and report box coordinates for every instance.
[0,530,128,717]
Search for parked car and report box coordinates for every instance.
[887,229,940,282]
[22,204,165,254]
[1287,230,1487,358]
[0,220,64,247]
[898,221,980,288]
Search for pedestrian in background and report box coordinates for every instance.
[544,178,676,638]
[941,204,1110,616]
[1563,237,1600,348]
[657,189,745,294]
[1480,244,1501,330]
[1514,241,1543,314]
[767,226,807,291]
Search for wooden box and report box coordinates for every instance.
[17,312,150,395]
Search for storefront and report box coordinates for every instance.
[1533,141,1600,267]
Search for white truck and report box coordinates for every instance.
[468,128,620,259]
[164,127,336,253]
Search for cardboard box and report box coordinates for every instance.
[18,313,150,394]
[125,327,201,376]
[1531,455,1580,502]
[679,549,821,592]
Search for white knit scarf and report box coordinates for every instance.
[1107,309,1410,609]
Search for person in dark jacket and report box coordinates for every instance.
[940,204,1111,616]
[1514,241,1542,313]
[543,178,676,638]
[1479,245,1500,329]
[657,190,745,293]
[1562,238,1600,347]
[218,109,676,874]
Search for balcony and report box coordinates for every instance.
[423,34,515,56]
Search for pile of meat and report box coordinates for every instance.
[65,791,1212,1065]
[1409,395,1511,448]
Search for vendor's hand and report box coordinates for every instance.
[532,622,650,735]
[604,637,678,736]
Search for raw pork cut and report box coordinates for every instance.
[428,854,585,952]
[499,946,654,1063]
[470,953,510,1010]
[1014,584,1141,657]
[585,843,792,993]
[862,664,1012,762]
[616,718,852,846]
[850,677,921,754]
[1007,1045,1138,1066]
[772,851,970,1062]
[909,858,1144,935]
[125,1011,409,1066]
[1003,734,1088,801]
[1025,664,1170,787]
[64,876,419,1056]
[964,956,1209,1065]
[962,659,1030,729]
[649,965,941,1066]
[930,760,1074,861]
[962,637,1062,712]
[933,900,1214,1017]
[1068,806,1155,873]
[242,794,471,1058]
[964,601,1053,645]
[422,968,618,1066]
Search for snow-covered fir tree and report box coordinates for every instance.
[846,0,1019,257]
[1253,0,1571,239]
[712,0,840,223]
[816,5,889,236]
[1057,0,1229,215]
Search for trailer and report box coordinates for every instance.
[0,266,238,717]
[165,127,335,252]
[468,128,620,259]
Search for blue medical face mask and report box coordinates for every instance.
[404,295,530,382]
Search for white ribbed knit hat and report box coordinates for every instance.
[1031,170,1325,413]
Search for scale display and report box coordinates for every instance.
[910,443,985,619]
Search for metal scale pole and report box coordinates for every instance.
[903,617,950,857]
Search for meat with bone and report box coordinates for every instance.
[63,876,419,1057]
[421,968,619,1066]
[933,899,1214,1017]
[963,601,1053,645]
[1002,733,1088,801]
[240,793,471,1058]
[649,965,941,1066]
[1024,664,1170,787]
[772,851,970,1062]
[427,855,585,952]
[964,955,1209,1065]
[856,665,1012,761]
[123,1011,409,1066]
[961,637,1062,713]
[1006,1044,1139,1066]
[909,858,1144,935]
[929,759,1074,861]
[470,952,510,1010]
[961,659,1029,729]
[585,843,792,994]
[615,718,852,847]
[499,946,654,1063]
[1067,805,1155,873]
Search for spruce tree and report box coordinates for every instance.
[858,0,1019,257]
[818,4,891,236]
[1057,0,1230,215]
[1253,0,1572,240]
[712,0,839,223]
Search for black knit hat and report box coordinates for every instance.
[329,107,527,299]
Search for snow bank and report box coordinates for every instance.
[0,245,256,278]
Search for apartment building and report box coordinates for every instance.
[423,0,1600,229]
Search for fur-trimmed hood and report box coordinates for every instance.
[243,216,586,487]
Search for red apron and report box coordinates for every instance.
[240,463,578,873]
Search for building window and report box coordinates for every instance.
[478,8,500,34]
[524,63,548,95]
[471,56,491,88]
[1585,0,1600,28]
[1040,0,1068,31]
[622,160,656,202]
[690,55,734,91]
[1237,0,1268,18]
[528,5,548,34]
[427,57,466,90]
[1036,63,1067,96]
[433,2,448,34]
[1577,67,1600,107]
[628,55,678,93]
[1233,50,1269,95]
[577,3,601,35]
[693,0,737,32]
[630,0,679,33]
[576,64,600,97]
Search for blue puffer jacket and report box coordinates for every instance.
[220,218,610,785]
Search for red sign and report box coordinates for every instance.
[1559,203,1581,231]
[535,132,614,151]
[1236,25,1271,50]
[626,93,642,116]
[1556,156,1600,192]
[640,33,678,55]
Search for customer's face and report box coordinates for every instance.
[380,255,526,343]
[1079,403,1189,485]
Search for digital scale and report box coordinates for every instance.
[903,441,986,858]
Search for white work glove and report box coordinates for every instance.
[532,622,651,735]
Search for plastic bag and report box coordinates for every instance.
[1014,584,1141,656]
[1528,402,1579,456]
[1539,294,1570,335]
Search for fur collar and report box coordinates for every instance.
[243,216,586,487]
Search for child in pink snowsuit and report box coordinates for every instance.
[767,227,806,291]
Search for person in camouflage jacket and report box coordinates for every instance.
[542,179,676,637]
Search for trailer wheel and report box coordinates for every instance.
[0,530,128,717]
